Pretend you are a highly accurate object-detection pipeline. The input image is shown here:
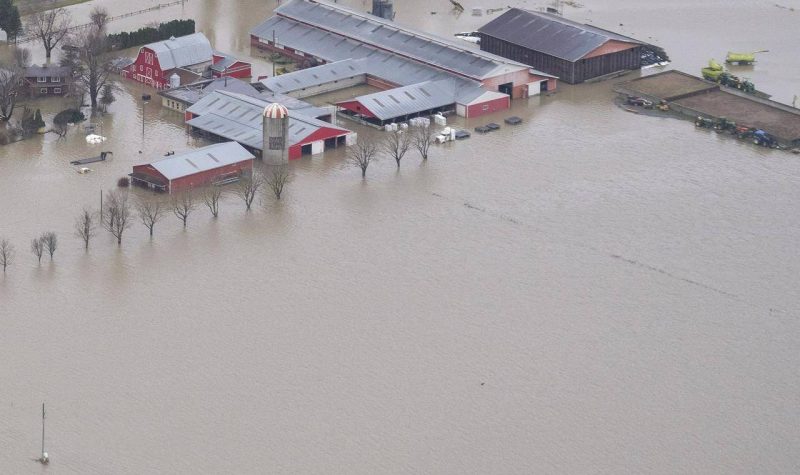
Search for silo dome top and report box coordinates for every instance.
[263,103,289,119]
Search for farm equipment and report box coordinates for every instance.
[752,130,779,148]
[714,117,736,132]
[695,116,715,128]
[701,60,757,93]
[626,95,653,108]
[725,50,768,65]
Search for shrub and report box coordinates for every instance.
[117,177,130,187]
[53,109,85,126]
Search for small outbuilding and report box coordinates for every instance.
[130,141,254,192]
[478,9,644,84]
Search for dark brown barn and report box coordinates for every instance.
[478,9,643,84]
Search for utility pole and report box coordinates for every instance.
[38,403,48,464]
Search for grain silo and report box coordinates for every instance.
[262,102,289,164]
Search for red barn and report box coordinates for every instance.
[130,142,254,193]
[211,52,252,79]
[122,33,213,90]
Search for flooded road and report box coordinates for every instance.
[1,0,800,473]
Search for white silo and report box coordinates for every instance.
[169,73,181,89]
[262,102,289,165]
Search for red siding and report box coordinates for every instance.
[336,100,377,118]
[125,47,168,89]
[133,160,252,192]
[467,95,510,118]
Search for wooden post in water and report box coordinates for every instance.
[39,402,48,464]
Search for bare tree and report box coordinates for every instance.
[0,65,23,122]
[136,196,165,237]
[0,238,13,273]
[235,171,264,211]
[201,185,224,217]
[73,29,116,110]
[89,6,109,32]
[102,190,132,245]
[30,237,44,264]
[347,137,378,178]
[74,208,96,250]
[266,166,291,200]
[27,8,72,60]
[413,123,435,160]
[172,189,196,227]
[41,231,57,260]
[382,129,411,168]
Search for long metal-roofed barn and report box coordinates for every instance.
[130,141,255,193]
[250,0,557,122]
[185,90,352,159]
[478,8,645,84]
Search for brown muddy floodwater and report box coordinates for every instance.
[1,0,800,473]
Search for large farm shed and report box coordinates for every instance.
[250,0,556,122]
[130,142,254,193]
[185,90,353,159]
[478,9,643,84]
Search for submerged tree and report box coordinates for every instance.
[172,189,196,228]
[0,0,22,42]
[73,29,116,110]
[99,83,116,112]
[74,208,96,250]
[0,238,14,272]
[201,185,224,217]
[235,171,264,211]
[347,137,378,178]
[27,8,72,60]
[30,237,44,264]
[412,123,435,160]
[136,196,165,237]
[89,6,110,32]
[383,129,411,168]
[266,165,290,200]
[41,231,57,260]
[102,190,132,245]
[0,65,23,122]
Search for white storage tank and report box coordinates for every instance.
[169,73,181,89]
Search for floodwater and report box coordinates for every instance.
[1,0,800,473]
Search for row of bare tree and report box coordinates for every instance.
[0,168,290,273]
[347,124,436,177]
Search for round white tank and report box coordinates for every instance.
[169,73,180,89]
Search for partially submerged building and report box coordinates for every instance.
[121,33,252,90]
[185,90,353,160]
[130,141,254,192]
[478,9,644,84]
[250,0,556,124]
[23,65,72,97]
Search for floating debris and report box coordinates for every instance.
[504,116,522,125]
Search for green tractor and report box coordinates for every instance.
[714,117,737,132]
[695,116,715,128]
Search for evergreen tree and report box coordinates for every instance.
[0,0,22,41]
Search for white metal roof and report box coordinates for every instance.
[253,0,552,80]
[186,90,350,151]
[146,32,213,71]
[149,142,254,180]
[345,79,458,121]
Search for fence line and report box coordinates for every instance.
[16,0,188,44]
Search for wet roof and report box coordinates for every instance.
[186,90,350,150]
[160,77,330,118]
[149,142,254,180]
[146,32,213,71]
[251,0,553,81]
[478,8,642,62]
[343,79,458,121]
[25,65,70,77]
[261,58,369,94]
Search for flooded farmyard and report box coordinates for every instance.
[1,0,800,473]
